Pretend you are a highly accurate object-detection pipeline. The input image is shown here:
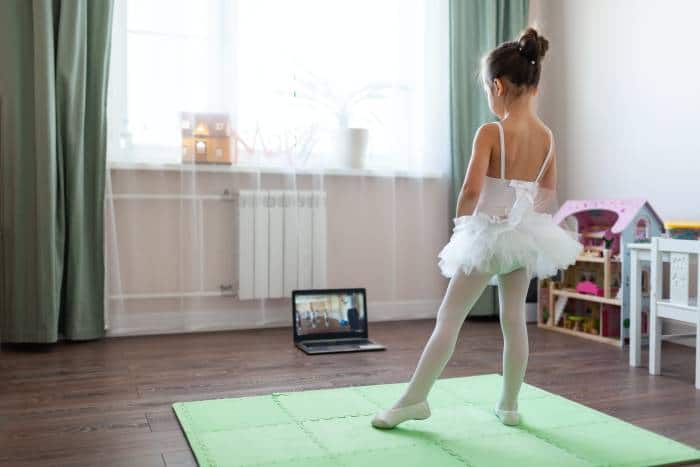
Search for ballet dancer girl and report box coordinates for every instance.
[372,27,582,429]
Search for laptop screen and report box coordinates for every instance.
[293,289,367,341]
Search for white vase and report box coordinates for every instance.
[337,128,369,169]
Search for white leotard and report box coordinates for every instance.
[474,121,554,219]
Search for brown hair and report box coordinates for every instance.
[482,27,549,95]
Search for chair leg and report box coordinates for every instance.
[649,315,662,375]
[695,324,699,390]
[649,238,662,376]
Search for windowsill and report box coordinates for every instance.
[108,161,445,179]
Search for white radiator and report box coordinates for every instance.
[238,190,327,300]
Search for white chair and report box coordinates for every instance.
[649,237,700,389]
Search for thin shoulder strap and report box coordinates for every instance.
[495,121,506,179]
[535,127,554,183]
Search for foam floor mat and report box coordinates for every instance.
[173,374,700,467]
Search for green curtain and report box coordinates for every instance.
[449,0,529,216]
[0,0,114,343]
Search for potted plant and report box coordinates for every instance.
[292,71,407,169]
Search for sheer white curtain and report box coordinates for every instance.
[105,0,451,335]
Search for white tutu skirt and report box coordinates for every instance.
[438,210,582,279]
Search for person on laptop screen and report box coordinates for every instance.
[296,292,364,336]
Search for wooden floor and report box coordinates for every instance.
[2,319,699,467]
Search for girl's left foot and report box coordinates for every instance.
[371,401,431,429]
[494,407,520,426]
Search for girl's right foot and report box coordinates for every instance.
[494,407,520,426]
[371,400,431,429]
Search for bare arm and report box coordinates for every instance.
[455,124,495,218]
[534,136,558,213]
[538,142,557,191]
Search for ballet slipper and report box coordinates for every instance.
[494,407,520,426]
[371,401,431,429]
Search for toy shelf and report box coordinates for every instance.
[575,254,621,264]
[551,288,621,306]
[537,321,620,346]
[538,248,624,347]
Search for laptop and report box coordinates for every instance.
[293,288,385,354]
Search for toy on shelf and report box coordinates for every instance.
[576,271,603,296]
[582,316,599,335]
[566,315,585,332]
[537,199,664,347]
[580,225,620,257]
[664,220,700,240]
[601,305,621,338]
[553,295,568,325]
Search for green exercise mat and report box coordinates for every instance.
[173,374,700,467]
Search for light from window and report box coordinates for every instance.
[108,0,448,173]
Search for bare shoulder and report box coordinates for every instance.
[472,122,499,151]
[544,125,555,156]
[475,121,500,140]
[535,119,555,155]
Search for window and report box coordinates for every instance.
[635,217,650,242]
[108,0,449,173]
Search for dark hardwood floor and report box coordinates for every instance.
[1,319,699,467]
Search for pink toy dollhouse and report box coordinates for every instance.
[553,198,663,254]
[539,199,663,346]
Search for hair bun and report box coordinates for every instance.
[518,27,549,63]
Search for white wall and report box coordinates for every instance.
[531,0,700,346]
[531,0,700,217]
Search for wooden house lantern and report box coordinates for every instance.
[181,112,234,165]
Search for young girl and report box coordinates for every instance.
[372,28,582,429]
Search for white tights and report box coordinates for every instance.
[396,267,530,412]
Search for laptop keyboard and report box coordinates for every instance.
[304,338,372,347]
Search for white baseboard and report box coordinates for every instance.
[105,298,441,337]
